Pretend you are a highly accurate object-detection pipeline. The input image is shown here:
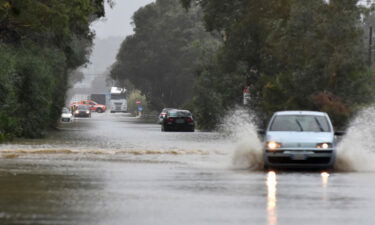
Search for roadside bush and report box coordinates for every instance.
[0,43,68,138]
[0,1,108,140]
[0,44,21,139]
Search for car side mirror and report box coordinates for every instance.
[334,131,346,136]
[257,129,266,135]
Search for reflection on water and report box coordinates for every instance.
[321,172,330,188]
[321,172,330,201]
[0,113,230,157]
[0,171,104,225]
[266,171,277,225]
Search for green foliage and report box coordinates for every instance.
[111,0,221,111]
[0,45,20,139]
[186,0,375,129]
[191,63,224,130]
[0,0,108,140]
[0,43,67,138]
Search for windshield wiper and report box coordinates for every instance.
[295,119,304,131]
[314,117,324,132]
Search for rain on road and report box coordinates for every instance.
[0,113,374,225]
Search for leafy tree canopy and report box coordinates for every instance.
[0,0,110,139]
[111,0,221,110]
[183,0,375,129]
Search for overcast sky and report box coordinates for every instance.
[75,0,155,89]
[91,0,155,39]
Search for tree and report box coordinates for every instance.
[111,0,220,110]
[183,0,375,129]
[0,0,110,139]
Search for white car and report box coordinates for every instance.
[261,111,343,170]
[61,107,73,122]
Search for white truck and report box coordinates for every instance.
[110,87,127,113]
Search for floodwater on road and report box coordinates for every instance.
[1,113,375,225]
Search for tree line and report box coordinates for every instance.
[112,0,375,130]
[111,0,221,110]
[0,0,109,140]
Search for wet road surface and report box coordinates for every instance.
[0,113,375,225]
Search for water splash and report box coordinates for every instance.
[336,107,375,172]
[220,108,263,170]
[0,149,209,158]
[222,106,375,172]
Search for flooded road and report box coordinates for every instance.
[1,113,375,225]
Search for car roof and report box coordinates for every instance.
[274,111,327,116]
[169,109,191,113]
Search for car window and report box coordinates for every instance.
[77,105,89,110]
[270,115,331,132]
[169,111,191,117]
[111,94,126,100]
[162,108,174,113]
[62,108,70,113]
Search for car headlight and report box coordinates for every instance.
[75,110,79,114]
[86,110,90,114]
[316,143,332,149]
[266,141,282,150]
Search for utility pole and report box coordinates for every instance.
[369,26,373,66]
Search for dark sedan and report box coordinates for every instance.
[161,110,195,132]
[74,105,91,118]
[158,108,175,124]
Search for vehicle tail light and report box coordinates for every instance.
[186,117,193,123]
[167,118,174,122]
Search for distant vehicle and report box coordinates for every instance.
[110,87,127,113]
[61,107,73,122]
[74,104,91,118]
[158,108,175,124]
[90,94,106,105]
[71,100,106,113]
[261,111,343,170]
[161,109,195,132]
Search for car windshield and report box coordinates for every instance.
[270,115,331,132]
[169,111,192,117]
[110,94,126,100]
[162,108,174,113]
[62,108,70,113]
[77,105,89,110]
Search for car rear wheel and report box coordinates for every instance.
[96,108,103,113]
[162,125,169,132]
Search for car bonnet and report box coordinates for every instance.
[266,131,334,144]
